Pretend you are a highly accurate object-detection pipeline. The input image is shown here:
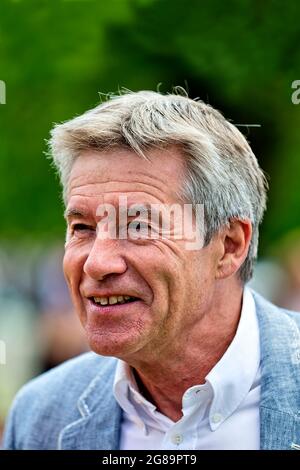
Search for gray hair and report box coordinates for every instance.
[49,90,268,283]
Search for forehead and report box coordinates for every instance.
[67,146,186,207]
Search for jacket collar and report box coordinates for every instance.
[58,357,121,450]
[253,291,300,450]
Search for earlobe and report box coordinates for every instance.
[215,257,235,280]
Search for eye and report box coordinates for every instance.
[127,220,153,240]
[71,223,95,237]
[128,221,150,232]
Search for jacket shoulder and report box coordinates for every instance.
[2,352,117,449]
[252,289,300,326]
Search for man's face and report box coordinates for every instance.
[64,146,220,362]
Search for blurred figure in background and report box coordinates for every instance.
[0,244,88,439]
[0,247,39,437]
[34,244,88,372]
[274,229,300,311]
[250,229,300,313]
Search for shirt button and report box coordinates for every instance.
[171,433,183,445]
[212,413,223,424]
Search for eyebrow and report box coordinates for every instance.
[64,208,89,220]
[64,203,162,221]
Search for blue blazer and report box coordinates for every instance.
[2,292,300,450]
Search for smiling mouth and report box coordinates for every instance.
[89,295,140,307]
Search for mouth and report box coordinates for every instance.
[90,295,139,306]
[87,294,142,313]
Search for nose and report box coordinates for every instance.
[83,238,127,281]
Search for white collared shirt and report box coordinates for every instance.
[113,288,261,450]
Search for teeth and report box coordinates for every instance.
[109,296,118,305]
[93,295,135,306]
[94,297,108,305]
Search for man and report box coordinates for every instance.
[3,90,300,450]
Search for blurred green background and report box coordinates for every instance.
[1,0,300,244]
[1,0,300,432]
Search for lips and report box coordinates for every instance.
[81,286,147,315]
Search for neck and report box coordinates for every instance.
[125,282,244,422]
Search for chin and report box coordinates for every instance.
[85,328,142,358]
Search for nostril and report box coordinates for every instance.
[83,246,127,281]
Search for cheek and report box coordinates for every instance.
[63,245,87,292]
[143,246,186,309]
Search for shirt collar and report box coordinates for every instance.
[206,287,260,430]
[113,287,260,432]
[113,360,149,433]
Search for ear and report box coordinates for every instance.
[215,219,252,280]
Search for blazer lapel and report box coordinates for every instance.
[58,359,122,450]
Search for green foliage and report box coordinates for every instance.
[0,0,299,251]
